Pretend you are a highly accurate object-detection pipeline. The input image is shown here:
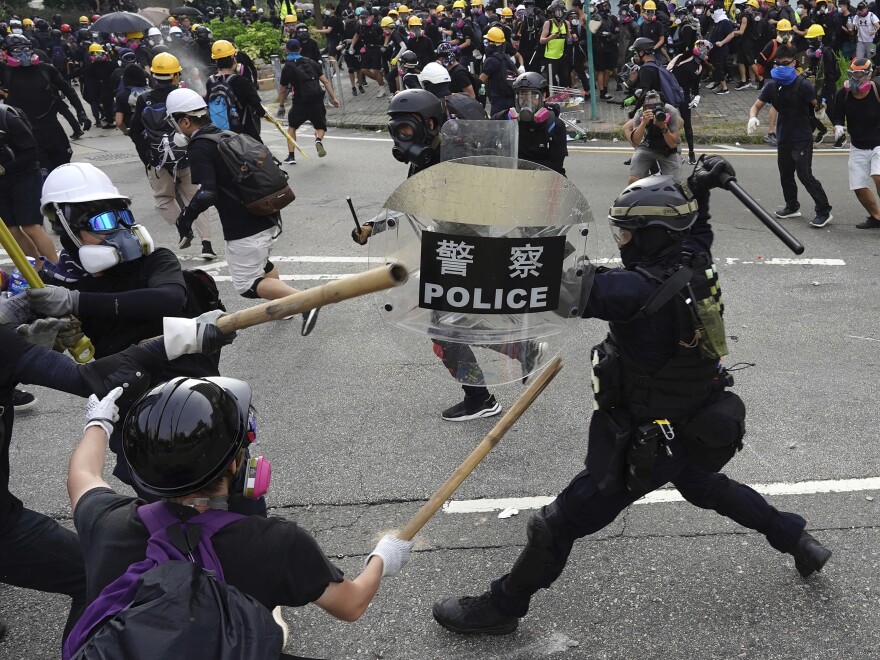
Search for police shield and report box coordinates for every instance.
[369,120,595,386]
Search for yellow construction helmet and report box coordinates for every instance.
[643,0,657,10]
[211,39,237,59]
[471,0,483,5]
[501,6,514,16]
[22,18,33,27]
[398,4,411,12]
[776,18,792,31]
[151,52,182,75]
[805,23,825,38]
[88,43,104,54]
[190,23,200,31]
[746,0,758,6]
[452,0,467,8]
[436,4,446,11]
[388,8,399,15]
[79,15,89,23]
[486,26,506,43]
[408,15,423,26]
[381,16,395,27]
[126,31,143,39]
[284,14,296,23]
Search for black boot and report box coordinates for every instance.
[433,592,518,635]
[793,531,832,578]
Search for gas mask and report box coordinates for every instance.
[173,131,190,148]
[645,9,657,20]
[777,32,792,43]
[514,89,550,122]
[552,7,565,19]
[410,27,423,38]
[388,116,438,167]
[806,41,822,57]
[6,46,38,67]
[56,205,155,274]
[694,6,703,14]
[845,69,872,93]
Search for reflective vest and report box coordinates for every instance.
[545,20,566,60]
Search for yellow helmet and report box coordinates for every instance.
[486,25,506,43]
[126,31,143,39]
[381,16,396,27]
[79,15,89,23]
[388,8,400,15]
[408,15,423,26]
[643,0,657,10]
[776,18,792,31]
[746,0,758,6]
[501,6,514,16]
[452,0,467,8]
[151,52,182,75]
[190,23,200,31]
[805,23,825,38]
[284,14,296,23]
[211,39,237,59]
[22,18,33,27]
[88,43,104,54]
[471,0,483,5]
[397,4,411,12]
[436,4,446,11]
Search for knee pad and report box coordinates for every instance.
[264,260,274,273]
[526,501,566,549]
[241,277,263,299]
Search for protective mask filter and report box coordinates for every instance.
[173,131,190,148]
[78,226,154,274]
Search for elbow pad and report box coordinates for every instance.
[187,188,219,217]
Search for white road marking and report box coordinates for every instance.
[212,274,347,281]
[847,335,880,343]
[442,476,880,514]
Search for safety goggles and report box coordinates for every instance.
[773,59,796,66]
[849,68,871,80]
[608,222,633,246]
[83,208,135,232]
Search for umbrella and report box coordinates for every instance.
[138,7,170,26]
[90,11,154,33]
[169,6,204,17]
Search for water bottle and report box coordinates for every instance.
[8,258,36,297]
[479,83,486,96]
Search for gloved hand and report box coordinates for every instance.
[517,65,525,74]
[688,94,701,108]
[16,317,70,348]
[276,105,286,119]
[0,293,35,327]
[390,56,398,65]
[176,213,195,249]
[747,116,759,135]
[834,125,845,140]
[84,386,124,441]
[348,47,355,55]
[366,534,414,577]
[688,155,736,194]
[26,285,80,316]
[162,309,237,361]
[55,316,85,351]
[77,111,92,132]
[351,222,373,245]
[623,96,636,107]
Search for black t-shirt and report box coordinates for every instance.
[405,35,436,69]
[759,77,816,142]
[187,124,279,241]
[1,62,75,126]
[324,15,344,40]
[449,64,474,93]
[636,61,662,98]
[74,488,345,610]
[279,57,325,104]
[0,105,39,174]
[832,85,880,149]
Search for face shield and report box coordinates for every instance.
[608,221,633,246]
[514,89,544,121]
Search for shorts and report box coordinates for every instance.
[289,100,328,131]
[592,47,615,71]
[629,146,683,182]
[848,145,880,190]
[360,48,382,71]
[0,167,43,227]
[226,226,279,295]
[737,41,758,66]
[344,51,361,71]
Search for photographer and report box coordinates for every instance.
[623,89,682,182]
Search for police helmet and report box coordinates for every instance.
[608,175,698,235]
[387,88,445,132]
[631,36,655,53]
[123,377,253,499]
[512,71,548,92]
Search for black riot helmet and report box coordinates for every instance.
[631,36,655,55]
[193,25,211,43]
[400,49,419,69]
[387,88,445,166]
[123,377,253,498]
[512,70,548,92]
[608,176,698,265]
[295,23,310,40]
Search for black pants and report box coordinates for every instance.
[777,139,831,215]
[488,418,807,617]
[677,101,694,154]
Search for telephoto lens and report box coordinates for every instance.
[654,110,667,123]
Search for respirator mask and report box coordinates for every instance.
[514,89,550,122]
[388,117,437,167]
[845,68,872,93]
[7,45,38,67]
[56,205,155,274]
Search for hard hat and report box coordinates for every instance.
[381,16,395,27]
[79,15,89,23]
[486,25,506,43]
[165,87,208,116]
[471,0,483,5]
[147,27,161,37]
[436,4,446,11]
[211,39,237,59]
[61,24,71,32]
[123,377,254,499]
[22,18,33,27]
[408,15,423,25]
[419,60,452,83]
[91,14,100,21]
[388,8,400,15]
[168,25,183,35]
[190,23,200,31]
[168,17,179,25]
[398,4,411,12]
[747,0,759,6]
[126,31,143,39]
[805,23,825,38]
[453,0,467,8]
[151,51,182,74]
[284,14,296,22]
[850,57,873,73]
[251,5,257,10]
[400,50,419,67]
[776,18,792,30]
[88,43,104,54]
[501,7,514,16]
[40,163,130,219]
[643,0,657,9]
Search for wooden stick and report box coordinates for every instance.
[215,262,408,333]
[399,356,564,541]
[262,107,308,158]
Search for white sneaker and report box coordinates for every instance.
[376,90,387,98]
[272,606,289,646]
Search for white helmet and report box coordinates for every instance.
[41,163,129,218]
[419,61,452,85]
[147,27,161,37]
[168,25,183,35]
[166,87,207,116]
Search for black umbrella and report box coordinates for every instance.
[169,6,205,17]
[89,11,154,33]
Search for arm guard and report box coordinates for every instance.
[182,187,219,221]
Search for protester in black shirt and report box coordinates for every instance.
[438,42,477,97]
[113,64,148,136]
[82,43,118,129]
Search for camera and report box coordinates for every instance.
[654,110,667,123]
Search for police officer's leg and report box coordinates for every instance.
[791,139,832,215]
[777,140,799,211]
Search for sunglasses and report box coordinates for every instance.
[83,208,135,232]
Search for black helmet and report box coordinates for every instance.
[35,18,49,30]
[631,36,655,53]
[295,23,309,38]
[50,28,61,38]
[194,25,211,41]
[123,377,253,498]
[400,49,419,69]
[387,88,445,131]
[4,33,31,50]
[608,175,698,234]
[75,28,91,42]
[512,71,548,92]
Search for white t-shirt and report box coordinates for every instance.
[851,12,879,42]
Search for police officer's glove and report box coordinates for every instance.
[84,386,124,441]
[162,309,237,360]
[16,317,69,348]
[350,221,373,245]
[77,111,91,132]
[26,285,80,316]
[366,534,414,577]
[688,155,736,194]
[0,293,35,327]
[276,104,286,119]
[175,212,195,249]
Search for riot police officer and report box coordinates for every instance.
[432,157,833,633]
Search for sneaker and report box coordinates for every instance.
[432,592,519,635]
[377,89,387,98]
[12,388,36,411]
[756,79,765,90]
[792,531,832,578]
[519,340,547,384]
[600,91,613,100]
[301,308,319,336]
[763,132,778,147]
[357,84,365,94]
[705,81,719,90]
[351,85,358,96]
[810,212,832,228]
[774,205,801,219]
[735,81,750,90]
[814,126,828,144]
[315,140,326,157]
[715,87,729,95]
[283,153,296,165]
[833,134,847,149]
[70,130,84,140]
[441,394,502,422]
[687,151,697,165]
[200,241,218,260]
[102,121,116,129]
[856,216,880,229]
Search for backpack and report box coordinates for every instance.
[755,40,776,79]
[0,104,35,168]
[290,58,324,103]
[183,268,226,317]
[62,503,283,660]
[127,85,149,111]
[207,73,243,131]
[192,131,296,216]
[489,51,517,98]
[140,94,188,169]
[51,43,67,71]
[446,92,488,119]
[642,60,686,106]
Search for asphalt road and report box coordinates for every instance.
[1,127,878,660]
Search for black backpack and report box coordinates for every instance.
[291,58,324,103]
[140,94,188,169]
[0,104,35,171]
[489,51,517,98]
[446,92,488,119]
[192,131,295,216]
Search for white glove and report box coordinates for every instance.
[834,125,845,139]
[84,386,124,441]
[366,534,414,577]
[747,116,759,135]
[517,65,525,74]
[162,310,235,360]
[688,94,701,108]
